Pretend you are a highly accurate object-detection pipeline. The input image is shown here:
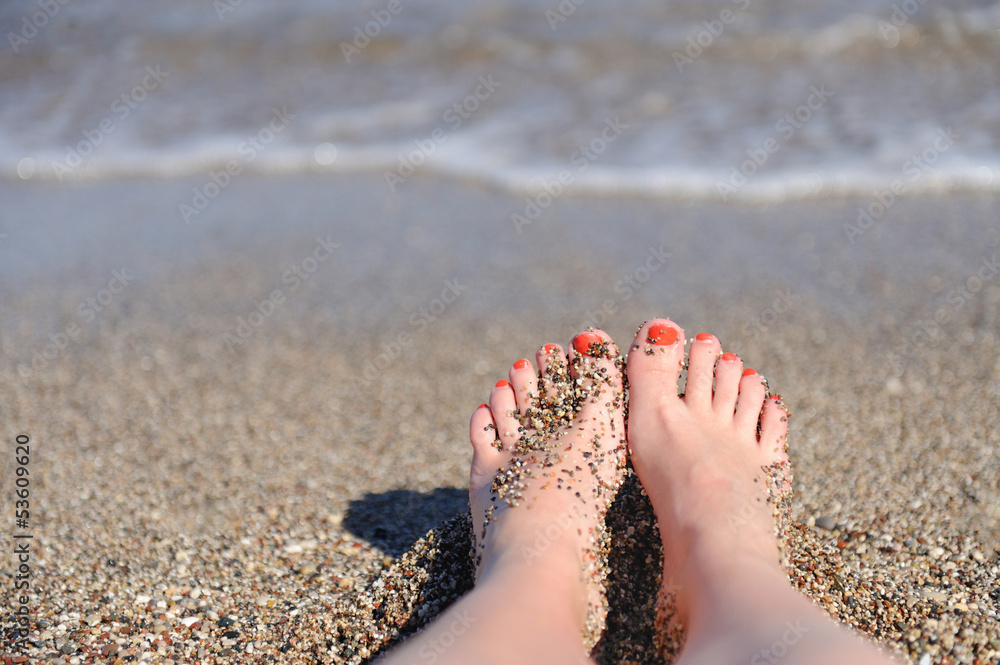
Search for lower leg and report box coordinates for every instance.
[383,551,592,665]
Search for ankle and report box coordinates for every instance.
[477,547,590,627]
[678,550,793,623]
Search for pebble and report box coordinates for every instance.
[815,515,837,530]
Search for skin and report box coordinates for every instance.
[381,320,899,665]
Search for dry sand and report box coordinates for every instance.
[1,175,999,664]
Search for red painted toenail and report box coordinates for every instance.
[721,352,738,361]
[743,368,756,376]
[543,343,559,355]
[573,332,602,356]
[478,404,489,409]
[513,359,530,370]
[647,324,679,346]
[495,379,509,388]
[696,333,713,341]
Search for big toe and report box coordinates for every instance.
[568,330,627,492]
[626,318,686,419]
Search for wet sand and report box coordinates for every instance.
[1,175,999,664]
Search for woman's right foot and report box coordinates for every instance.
[626,318,898,665]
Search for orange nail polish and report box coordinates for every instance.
[478,404,489,409]
[696,333,713,341]
[647,323,679,346]
[573,332,602,356]
[513,359,530,370]
[495,379,509,388]
[743,368,756,377]
[543,343,559,355]
[721,352,738,361]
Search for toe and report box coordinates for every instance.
[626,318,686,417]
[684,332,721,408]
[489,379,522,451]
[568,328,626,491]
[536,342,570,404]
[712,351,743,415]
[734,368,767,436]
[568,329,623,416]
[508,358,539,416]
[469,404,504,489]
[759,395,790,464]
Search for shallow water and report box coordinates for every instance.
[2,0,999,202]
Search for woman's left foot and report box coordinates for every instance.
[468,329,628,644]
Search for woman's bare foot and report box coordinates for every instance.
[468,329,627,643]
[381,329,627,665]
[627,318,899,665]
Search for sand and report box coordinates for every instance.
[1,174,999,664]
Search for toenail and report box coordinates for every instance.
[573,332,603,356]
[647,323,679,346]
[743,368,756,376]
[721,352,738,361]
[513,359,530,370]
[495,379,509,388]
[543,343,559,355]
[696,332,713,341]
[478,403,489,409]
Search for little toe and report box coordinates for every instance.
[684,332,721,408]
[734,368,767,435]
[759,395,790,464]
[712,351,743,415]
[469,404,505,491]
[508,358,539,416]
[488,379,522,451]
